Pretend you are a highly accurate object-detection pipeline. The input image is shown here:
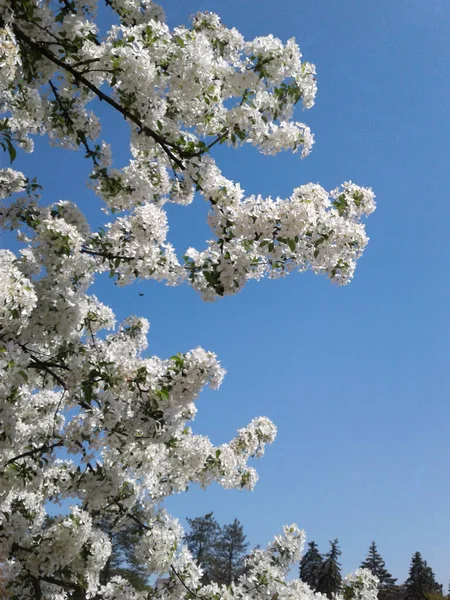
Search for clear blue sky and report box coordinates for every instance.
[5,0,450,587]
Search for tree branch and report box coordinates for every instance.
[170,564,205,600]
[38,574,77,591]
[4,441,64,469]
[113,500,152,531]
[12,24,185,170]
[81,247,134,262]
[29,358,69,390]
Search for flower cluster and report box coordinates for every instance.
[1,0,374,298]
[0,0,377,598]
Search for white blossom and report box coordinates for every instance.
[0,1,377,599]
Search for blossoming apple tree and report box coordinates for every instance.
[0,0,378,598]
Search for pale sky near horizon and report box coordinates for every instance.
[5,0,450,587]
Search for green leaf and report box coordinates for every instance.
[157,387,169,401]
[6,140,16,163]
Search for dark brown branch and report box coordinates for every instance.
[189,130,229,158]
[170,565,205,600]
[206,130,229,151]
[29,358,68,390]
[38,574,77,591]
[19,557,78,594]
[81,247,134,261]
[52,389,67,438]
[113,500,152,531]
[31,577,43,600]
[71,57,101,69]
[4,441,64,468]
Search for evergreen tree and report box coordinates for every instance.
[405,552,442,600]
[185,513,221,583]
[213,518,249,585]
[97,513,149,591]
[300,541,324,591]
[317,539,342,599]
[360,542,397,589]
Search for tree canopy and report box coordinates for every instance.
[300,541,323,591]
[0,0,377,599]
[405,552,442,600]
[317,539,343,599]
[360,542,397,590]
[185,513,221,583]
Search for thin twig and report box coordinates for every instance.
[81,247,134,261]
[170,565,205,600]
[49,79,100,166]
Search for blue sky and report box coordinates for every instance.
[4,0,450,586]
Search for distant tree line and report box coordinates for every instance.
[82,510,447,599]
[300,539,445,600]
[185,516,448,600]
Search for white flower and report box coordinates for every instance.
[0,168,26,199]
[0,2,376,598]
